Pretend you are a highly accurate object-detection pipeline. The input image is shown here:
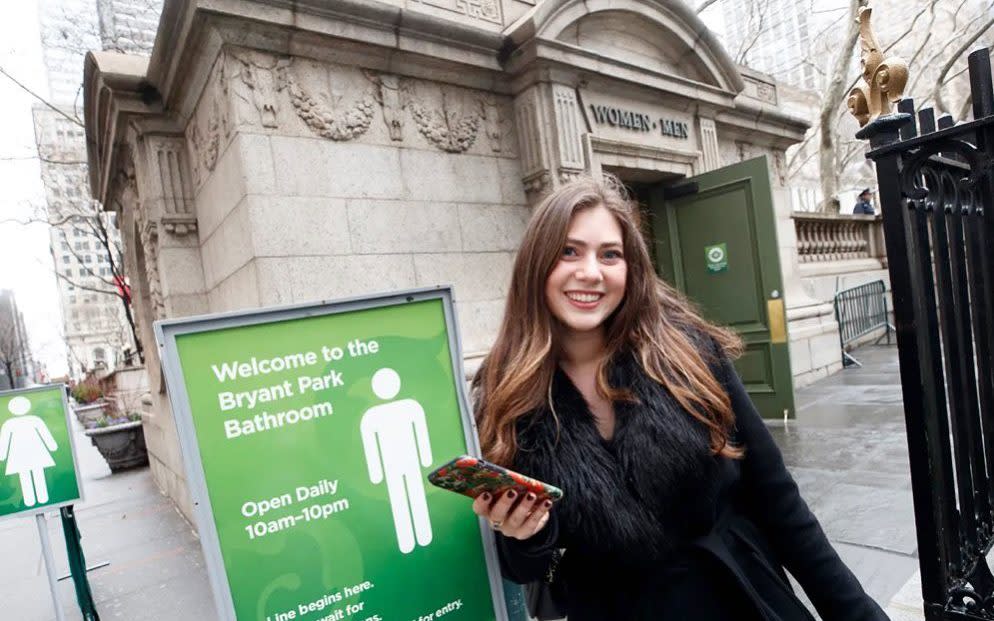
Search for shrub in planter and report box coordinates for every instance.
[83,411,142,430]
[83,411,148,473]
[70,382,103,405]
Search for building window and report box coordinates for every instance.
[61,254,70,263]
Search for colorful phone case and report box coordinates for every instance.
[427,455,564,502]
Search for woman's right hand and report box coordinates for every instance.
[472,488,553,540]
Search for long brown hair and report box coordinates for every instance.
[474,175,743,466]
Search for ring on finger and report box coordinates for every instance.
[491,520,502,530]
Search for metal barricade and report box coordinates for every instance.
[833,280,893,367]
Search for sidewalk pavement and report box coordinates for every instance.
[767,345,921,619]
[2,344,920,620]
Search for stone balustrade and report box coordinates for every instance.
[793,212,886,263]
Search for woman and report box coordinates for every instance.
[470,176,887,620]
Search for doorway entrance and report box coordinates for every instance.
[615,156,795,419]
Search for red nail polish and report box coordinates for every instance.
[481,492,491,501]
[543,499,553,508]
[507,490,516,499]
[526,493,536,502]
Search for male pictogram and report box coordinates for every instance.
[360,368,433,554]
[0,396,59,507]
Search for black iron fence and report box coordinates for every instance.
[833,279,892,367]
[858,49,994,619]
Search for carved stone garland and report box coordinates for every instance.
[277,61,376,141]
[847,6,909,127]
[408,91,481,153]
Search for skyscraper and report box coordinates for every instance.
[0,290,38,390]
[35,0,162,378]
[720,0,829,90]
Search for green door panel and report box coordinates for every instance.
[648,156,795,419]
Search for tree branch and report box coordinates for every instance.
[0,65,84,127]
[818,0,868,212]
[933,17,994,114]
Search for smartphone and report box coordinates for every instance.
[427,455,564,503]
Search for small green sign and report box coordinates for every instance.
[0,385,82,519]
[705,242,729,273]
[158,290,505,621]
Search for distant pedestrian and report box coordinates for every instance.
[853,188,875,215]
[470,176,888,620]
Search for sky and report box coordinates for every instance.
[0,0,68,379]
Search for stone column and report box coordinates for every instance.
[513,82,586,203]
[130,127,208,321]
[698,117,720,173]
[125,127,207,523]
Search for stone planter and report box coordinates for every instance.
[73,401,108,426]
[84,421,149,473]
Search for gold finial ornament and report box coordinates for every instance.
[847,6,909,127]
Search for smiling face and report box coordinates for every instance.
[544,205,628,336]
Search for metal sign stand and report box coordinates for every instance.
[36,513,67,621]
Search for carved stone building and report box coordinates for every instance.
[84,0,825,521]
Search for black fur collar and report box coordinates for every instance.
[514,352,721,564]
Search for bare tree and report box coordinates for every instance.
[818,0,869,212]
[932,18,994,115]
[773,0,994,212]
[6,198,143,366]
[0,315,22,386]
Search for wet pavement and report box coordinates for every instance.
[1,344,917,620]
[769,345,919,618]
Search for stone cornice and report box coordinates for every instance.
[715,99,809,148]
[147,0,509,120]
[83,52,159,207]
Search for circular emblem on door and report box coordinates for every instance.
[707,246,726,263]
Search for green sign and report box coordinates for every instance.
[705,242,729,273]
[0,385,82,519]
[157,289,506,621]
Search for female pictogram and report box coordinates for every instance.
[0,396,59,507]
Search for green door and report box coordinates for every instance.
[647,156,795,419]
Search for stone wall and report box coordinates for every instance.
[186,48,527,356]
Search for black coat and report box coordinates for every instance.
[495,346,888,621]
